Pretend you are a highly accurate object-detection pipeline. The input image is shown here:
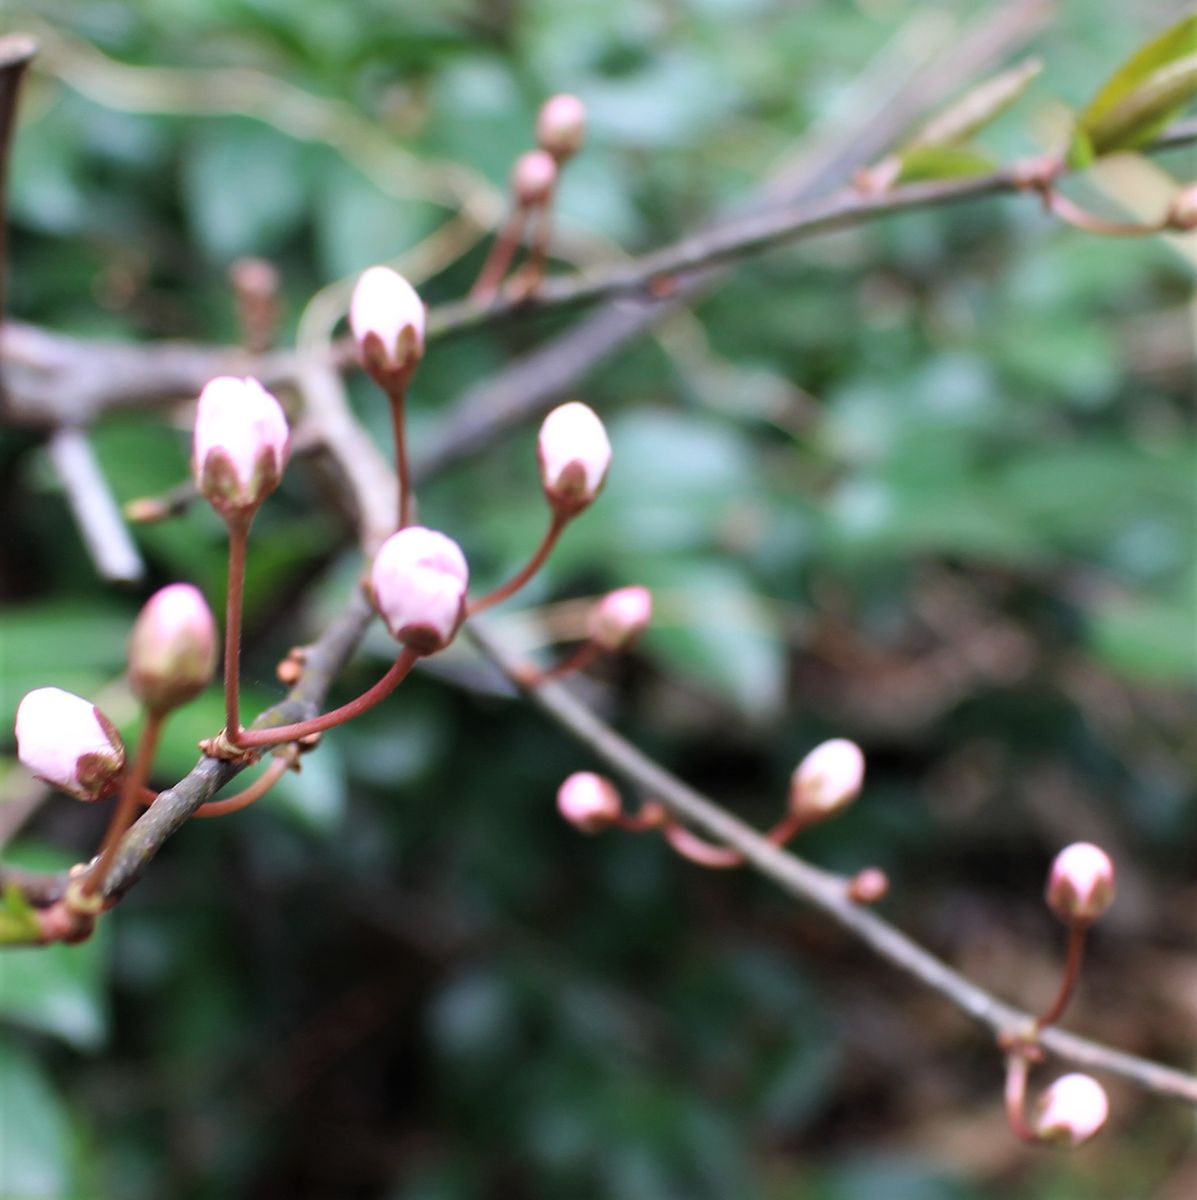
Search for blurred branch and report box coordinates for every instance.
[45,426,145,584]
[464,620,1197,1108]
[0,33,36,402]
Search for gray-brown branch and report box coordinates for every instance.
[465,621,1197,1107]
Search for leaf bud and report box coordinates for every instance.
[789,738,865,821]
[537,401,612,518]
[588,585,652,652]
[1032,1073,1109,1147]
[127,583,218,715]
[193,376,290,519]
[370,526,469,655]
[557,771,622,833]
[15,687,126,802]
[1045,842,1115,925]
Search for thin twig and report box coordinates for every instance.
[465,620,1197,1107]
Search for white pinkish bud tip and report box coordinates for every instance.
[15,687,126,802]
[127,583,218,715]
[537,401,612,518]
[1168,183,1197,231]
[511,149,558,208]
[1032,1073,1109,1147]
[1046,842,1115,925]
[193,376,290,519]
[789,738,865,821]
[349,266,426,382]
[370,526,469,655]
[557,771,622,833]
[536,94,586,161]
[588,585,652,652]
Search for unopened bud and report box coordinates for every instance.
[537,401,612,518]
[848,866,889,904]
[127,583,218,715]
[349,266,426,382]
[1032,1073,1109,1147]
[789,738,865,821]
[1045,842,1115,925]
[15,687,126,801]
[557,771,622,833]
[512,149,558,208]
[536,94,586,162]
[370,526,469,655]
[588,585,652,652]
[193,376,290,519]
[1167,183,1197,231]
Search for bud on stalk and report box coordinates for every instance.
[789,738,865,822]
[557,772,622,833]
[537,401,612,518]
[370,526,470,655]
[15,687,126,801]
[1045,842,1115,925]
[536,94,587,162]
[1032,1073,1109,1147]
[193,376,291,519]
[349,266,426,383]
[127,583,219,716]
[588,585,653,652]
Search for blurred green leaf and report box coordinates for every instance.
[1073,14,1197,160]
[1089,590,1197,683]
[0,1038,74,1200]
[894,145,997,185]
[0,885,41,944]
[0,847,110,1049]
[909,57,1042,149]
[184,119,312,261]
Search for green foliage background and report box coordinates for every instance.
[1,1,1194,1197]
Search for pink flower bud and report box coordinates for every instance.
[588,585,652,652]
[193,376,290,519]
[1045,842,1115,925]
[789,738,865,821]
[370,526,469,655]
[349,266,426,381]
[1032,1073,1109,1147]
[557,771,622,833]
[127,583,218,715]
[511,149,558,208]
[1168,183,1197,231]
[15,687,126,802]
[536,94,586,161]
[537,401,612,517]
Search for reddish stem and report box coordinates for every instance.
[529,639,601,686]
[1004,1050,1039,1144]
[662,820,744,869]
[516,190,555,296]
[615,802,667,833]
[235,648,419,748]
[83,709,164,898]
[382,377,413,529]
[470,208,527,304]
[1045,188,1166,238]
[763,810,810,847]
[193,753,293,818]
[1035,921,1088,1031]
[223,512,252,746]
[466,512,568,617]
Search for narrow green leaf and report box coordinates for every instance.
[0,885,41,944]
[1077,13,1197,155]
[894,145,997,186]
[1084,53,1197,154]
[911,58,1043,149]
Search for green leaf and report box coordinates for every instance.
[0,1037,73,1200]
[0,885,40,944]
[1075,14,1197,158]
[1089,591,1197,683]
[910,58,1043,149]
[894,145,997,186]
[183,119,311,261]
